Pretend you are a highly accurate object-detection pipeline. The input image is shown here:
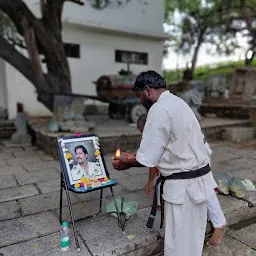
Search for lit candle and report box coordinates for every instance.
[115,148,121,157]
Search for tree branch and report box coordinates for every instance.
[0,0,39,36]
[240,0,256,37]
[0,34,35,84]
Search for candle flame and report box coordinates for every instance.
[115,148,121,157]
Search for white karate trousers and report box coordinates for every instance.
[164,191,208,256]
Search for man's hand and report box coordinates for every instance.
[122,152,136,160]
[145,180,154,196]
[112,154,131,171]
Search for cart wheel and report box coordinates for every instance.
[129,104,147,123]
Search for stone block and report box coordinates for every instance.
[0,174,17,189]
[244,191,256,207]
[0,185,39,203]
[229,224,256,250]
[15,169,59,186]
[19,191,80,216]
[58,189,154,223]
[0,212,59,248]
[0,233,90,256]
[0,201,21,221]
[218,194,253,225]
[22,161,60,172]
[57,199,107,223]
[78,209,161,256]
[37,179,60,194]
[222,127,256,142]
[0,165,27,176]
[203,236,256,256]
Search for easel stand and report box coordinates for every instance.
[59,172,123,252]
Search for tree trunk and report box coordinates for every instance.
[240,0,256,64]
[190,28,206,76]
[0,0,79,111]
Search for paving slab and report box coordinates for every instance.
[36,179,60,194]
[0,185,39,203]
[0,233,90,256]
[7,156,43,166]
[13,151,40,158]
[0,201,21,221]
[0,152,13,160]
[0,141,31,148]
[203,236,256,256]
[0,166,27,176]
[230,224,256,250]
[123,166,151,176]
[0,174,17,189]
[15,169,59,186]
[78,208,162,256]
[39,155,55,161]
[18,191,80,216]
[22,161,60,172]
[220,158,256,172]
[0,147,24,153]
[104,155,149,177]
[118,175,149,192]
[0,212,60,248]
[232,169,256,182]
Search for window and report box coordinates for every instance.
[64,43,80,58]
[38,43,80,59]
[115,50,148,65]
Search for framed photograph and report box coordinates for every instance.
[57,134,115,192]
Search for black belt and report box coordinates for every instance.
[146,164,211,229]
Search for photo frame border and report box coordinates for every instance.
[57,133,112,190]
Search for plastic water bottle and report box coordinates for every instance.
[60,222,70,252]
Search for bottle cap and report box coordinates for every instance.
[62,222,68,227]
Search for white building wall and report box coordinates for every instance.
[0,59,7,109]
[4,63,52,119]
[25,0,165,36]
[64,27,164,96]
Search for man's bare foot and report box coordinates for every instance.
[206,227,225,246]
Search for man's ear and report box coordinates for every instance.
[144,86,150,97]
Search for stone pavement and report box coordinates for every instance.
[0,139,255,255]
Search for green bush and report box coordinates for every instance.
[164,59,256,84]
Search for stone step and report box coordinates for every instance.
[0,120,16,139]
[0,193,255,255]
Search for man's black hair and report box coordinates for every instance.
[74,145,88,155]
[133,70,166,92]
[137,113,147,129]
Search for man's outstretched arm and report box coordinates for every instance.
[112,154,144,171]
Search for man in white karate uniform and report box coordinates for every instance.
[112,70,221,256]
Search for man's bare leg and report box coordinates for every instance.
[206,226,225,246]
